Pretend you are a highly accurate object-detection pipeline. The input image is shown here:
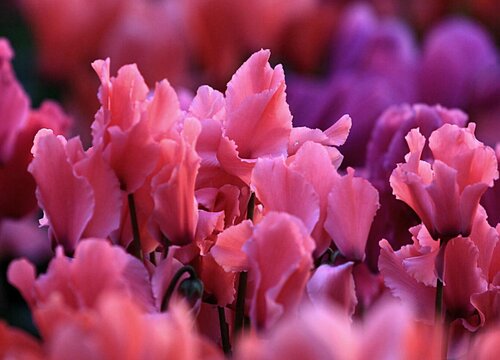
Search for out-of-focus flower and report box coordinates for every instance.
[419,18,500,148]
[8,239,155,322]
[235,299,442,360]
[288,4,418,167]
[0,321,43,359]
[390,123,498,240]
[0,38,70,220]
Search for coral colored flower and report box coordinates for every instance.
[7,239,154,323]
[390,123,498,240]
[216,49,293,184]
[151,117,201,246]
[235,299,442,360]
[20,292,221,360]
[244,212,315,329]
[91,58,160,193]
[28,130,122,254]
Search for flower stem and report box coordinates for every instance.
[435,276,444,322]
[234,271,248,334]
[127,193,143,261]
[234,192,255,336]
[217,306,232,355]
[434,237,447,323]
[161,265,198,311]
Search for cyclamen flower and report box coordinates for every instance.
[28,130,122,254]
[379,207,498,328]
[235,299,442,360]
[211,212,315,329]
[390,123,498,240]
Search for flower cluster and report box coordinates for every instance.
[1,35,499,358]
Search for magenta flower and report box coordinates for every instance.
[390,123,498,240]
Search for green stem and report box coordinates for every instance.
[234,271,248,335]
[127,193,143,261]
[234,192,255,336]
[217,306,232,355]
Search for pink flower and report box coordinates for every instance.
[7,239,154,330]
[324,168,380,261]
[28,130,122,254]
[0,38,70,219]
[379,207,498,327]
[235,299,442,360]
[390,123,498,240]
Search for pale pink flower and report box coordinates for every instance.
[390,123,498,240]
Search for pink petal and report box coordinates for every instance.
[0,321,43,359]
[468,206,499,278]
[470,288,500,328]
[217,133,255,185]
[28,129,94,253]
[211,220,253,272]
[244,212,315,329]
[105,120,160,193]
[444,237,488,316]
[378,239,435,320]
[289,141,338,256]
[7,258,36,306]
[74,146,122,239]
[188,85,225,121]
[146,79,180,139]
[71,239,154,311]
[91,59,149,141]
[152,120,201,246]
[251,157,320,234]
[325,168,379,261]
[198,252,236,306]
[323,114,352,146]
[307,262,357,317]
[426,160,462,237]
[225,50,292,159]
